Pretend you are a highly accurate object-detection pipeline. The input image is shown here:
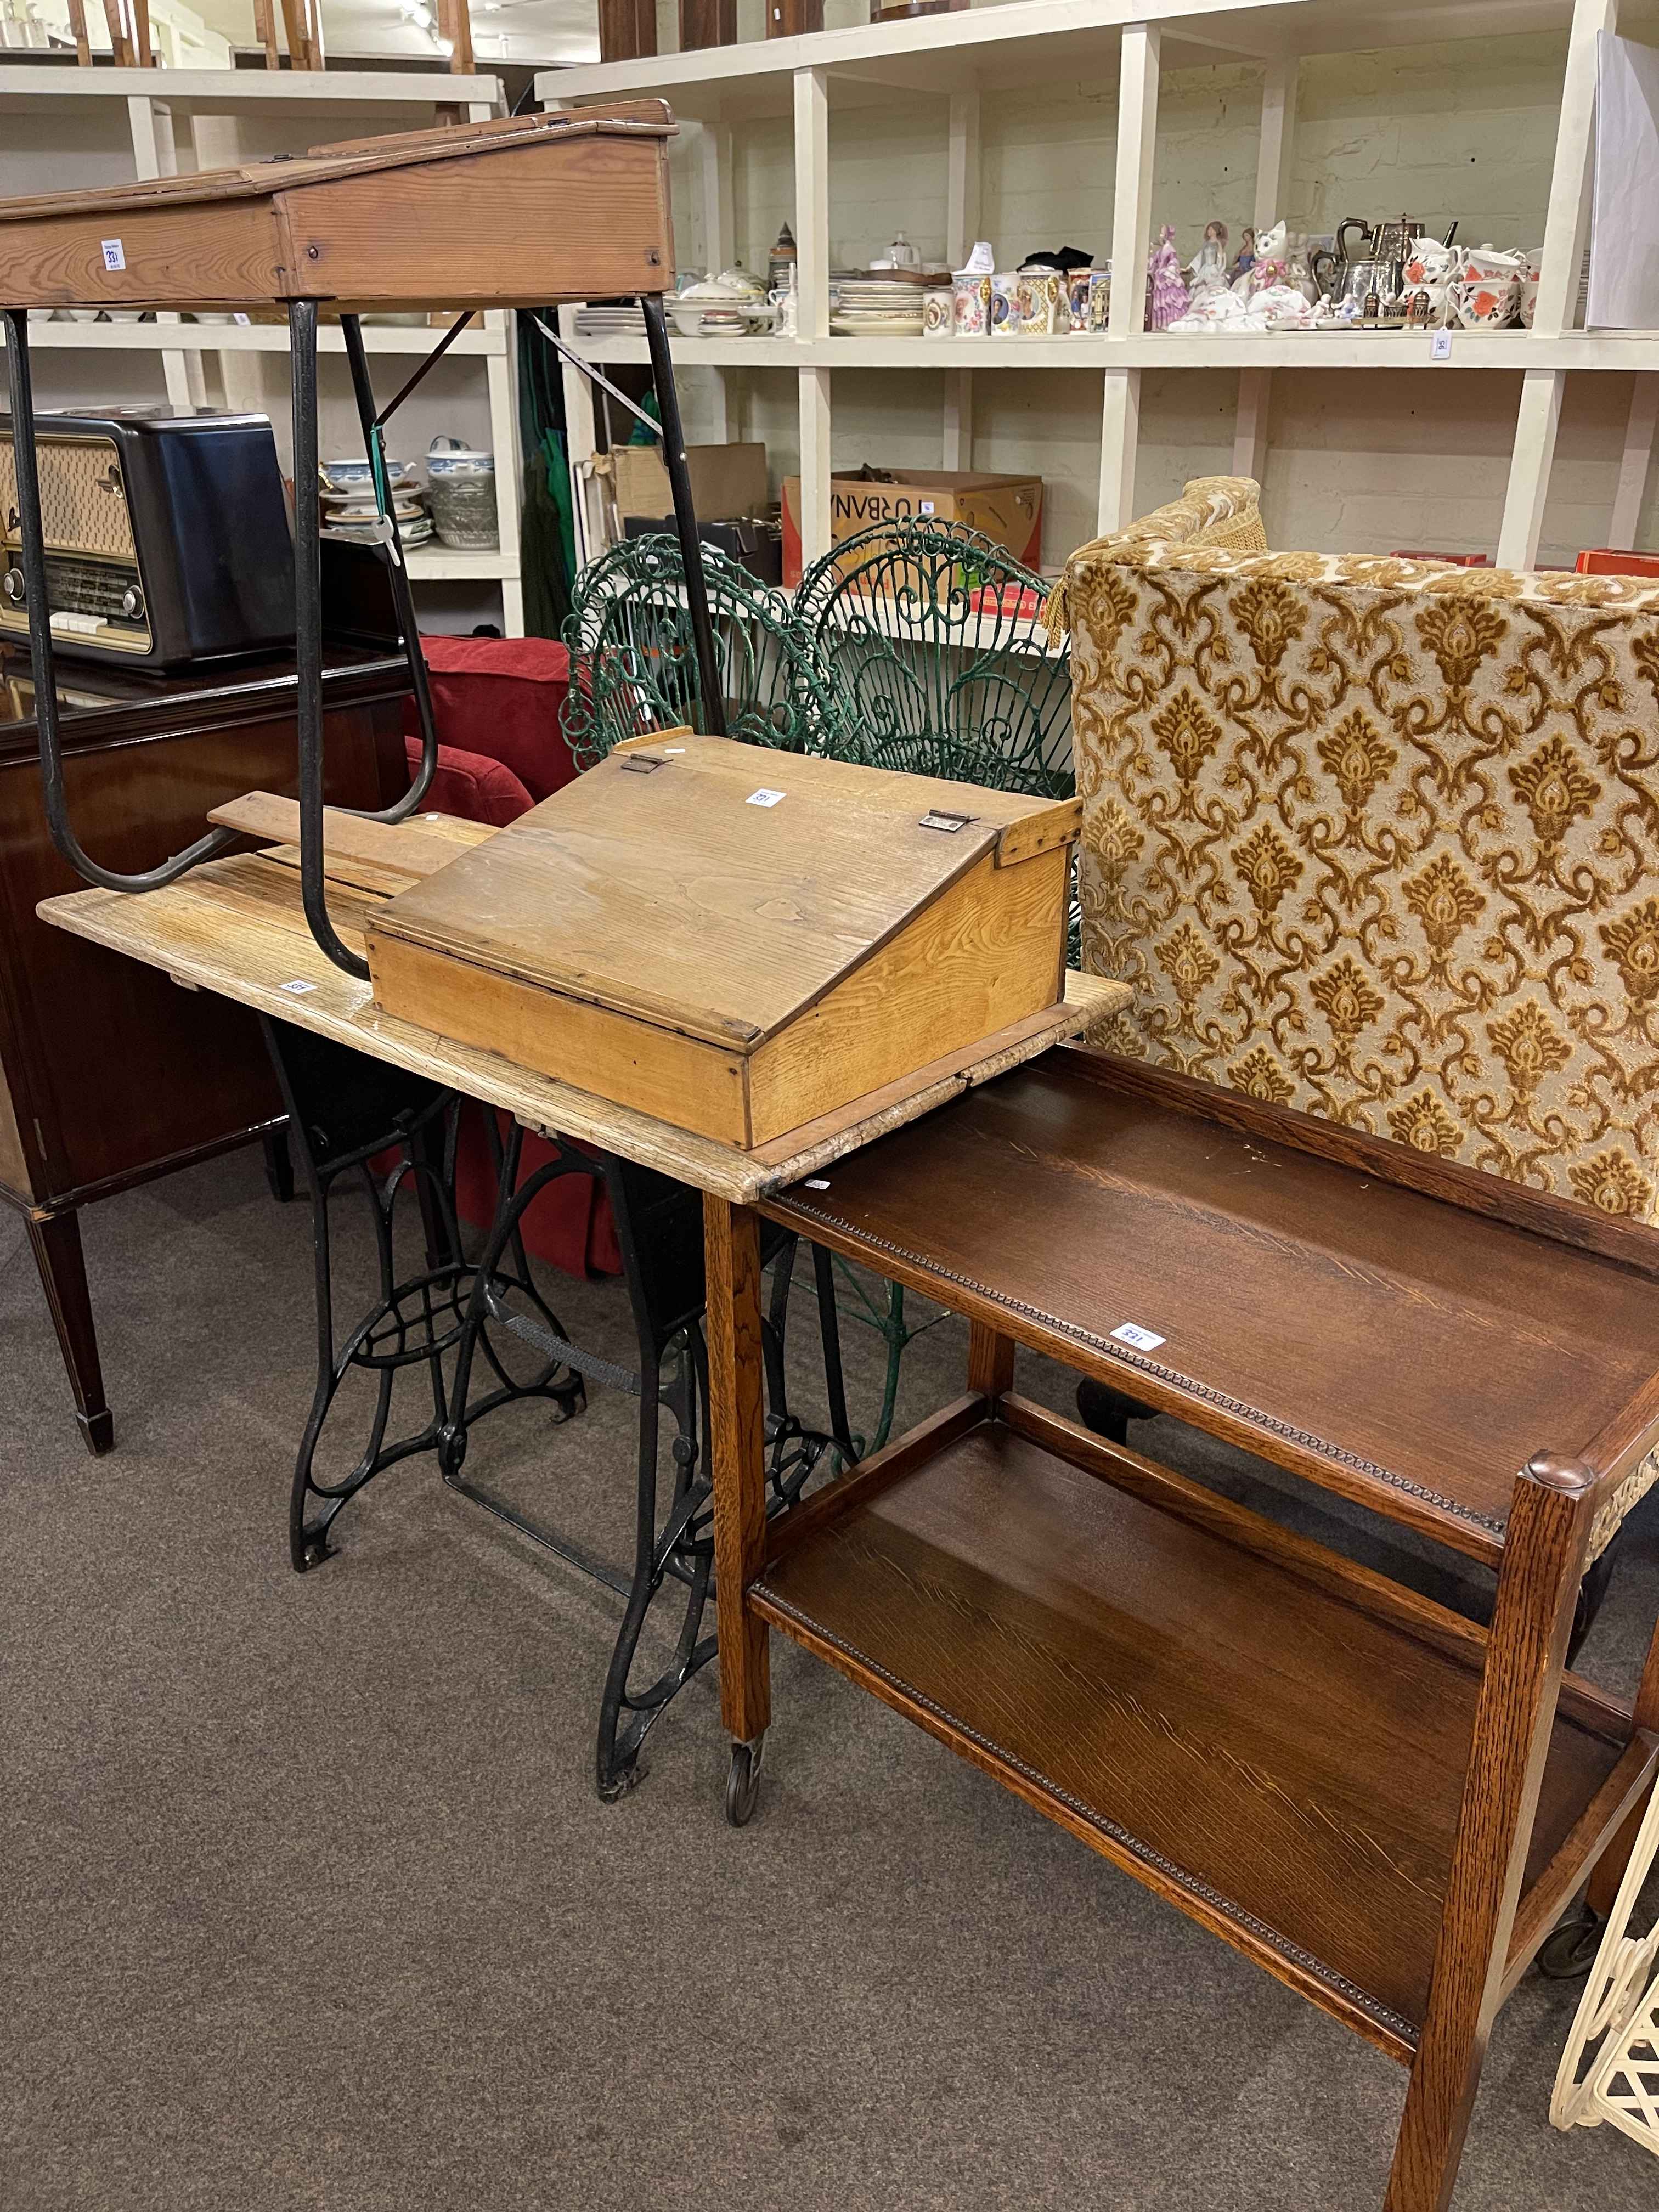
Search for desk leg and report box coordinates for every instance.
[1384,1457,1592,2212]
[704,1194,770,1824]
[27,1207,114,1457]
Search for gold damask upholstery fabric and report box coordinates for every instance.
[1066,543,1659,1550]
[1042,475,1267,643]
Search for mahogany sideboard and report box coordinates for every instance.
[1,633,407,1452]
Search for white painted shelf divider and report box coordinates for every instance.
[540,0,1657,575]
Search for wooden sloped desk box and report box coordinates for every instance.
[0,106,675,313]
[363,733,1081,1150]
[736,1048,1659,2211]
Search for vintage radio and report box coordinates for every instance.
[0,407,294,669]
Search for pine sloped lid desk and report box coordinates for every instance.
[365,733,1082,1150]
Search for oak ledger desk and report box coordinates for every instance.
[39,850,1659,2212]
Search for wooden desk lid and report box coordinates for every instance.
[0,104,676,311]
[0,106,673,228]
[370,733,1081,1053]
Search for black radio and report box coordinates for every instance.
[0,407,294,670]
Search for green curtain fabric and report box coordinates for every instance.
[516,312,575,640]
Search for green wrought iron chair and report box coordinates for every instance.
[793,518,1074,795]
[793,519,1077,1442]
[560,532,844,767]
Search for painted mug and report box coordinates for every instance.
[953,272,991,337]
[1015,269,1063,336]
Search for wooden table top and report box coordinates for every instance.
[762,1051,1659,1563]
[36,820,1129,1206]
[0,106,677,312]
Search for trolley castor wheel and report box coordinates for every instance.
[437,1423,468,1480]
[725,1735,764,1826]
[1537,1902,1604,1980]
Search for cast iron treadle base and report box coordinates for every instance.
[263,1014,857,1801]
[440,1127,856,1800]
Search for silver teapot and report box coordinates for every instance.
[1312,215,1457,309]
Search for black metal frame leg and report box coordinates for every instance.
[262,1024,583,1571]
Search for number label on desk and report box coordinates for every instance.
[747,788,786,809]
[100,238,126,272]
[1111,1321,1165,1352]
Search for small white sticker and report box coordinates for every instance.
[279,979,319,996]
[747,787,786,808]
[233,312,251,326]
[1430,329,1452,361]
[919,499,935,515]
[663,744,685,753]
[100,238,125,272]
[1110,1322,1165,1352]
[803,1177,831,1190]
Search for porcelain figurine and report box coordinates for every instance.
[1146,225,1189,331]
[1186,221,1230,296]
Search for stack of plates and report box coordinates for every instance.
[322,473,433,548]
[573,304,648,340]
[831,273,925,337]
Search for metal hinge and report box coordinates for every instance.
[919,809,974,832]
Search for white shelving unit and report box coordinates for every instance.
[537,0,1659,574]
[0,60,527,633]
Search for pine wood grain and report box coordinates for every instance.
[37,857,1116,1203]
[742,974,1126,1167]
[373,734,1068,1052]
[366,924,754,1143]
[208,791,467,884]
[0,111,676,313]
[743,847,1067,1144]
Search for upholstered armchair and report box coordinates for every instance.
[1056,500,1659,1596]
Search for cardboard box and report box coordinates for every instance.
[780,467,1043,588]
[611,441,769,525]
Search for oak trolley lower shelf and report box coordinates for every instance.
[752,1400,1640,2062]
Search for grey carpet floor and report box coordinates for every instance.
[4,1143,1658,2212]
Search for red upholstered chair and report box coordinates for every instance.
[400,635,622,1279]
[407,742,533,827]
[409,635,582,802]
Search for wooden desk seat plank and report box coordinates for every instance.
[761,1054,1659,1561]
[751,1417,1624,2052]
